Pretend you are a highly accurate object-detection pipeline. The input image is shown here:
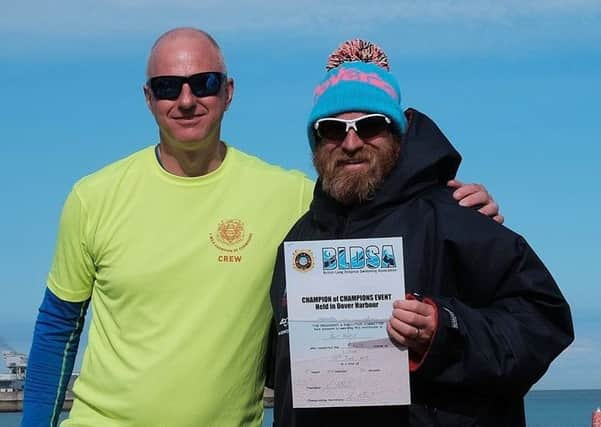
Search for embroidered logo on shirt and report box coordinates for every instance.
[209,219,253,260]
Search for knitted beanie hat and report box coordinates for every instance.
[307,39,407,151]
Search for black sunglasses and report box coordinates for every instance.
[147,72,226,100]
[314,114,392,142]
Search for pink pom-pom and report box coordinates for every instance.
[326,39,390,71]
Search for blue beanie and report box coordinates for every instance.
[307,60,407,151]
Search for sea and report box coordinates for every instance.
[1,389,599,426]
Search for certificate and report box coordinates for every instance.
[284,237,410,408]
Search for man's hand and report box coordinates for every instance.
[447,179,504,224]
[387,298,436,359]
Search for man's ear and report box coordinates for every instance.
[143,85,153,111]
[224,78,234,111]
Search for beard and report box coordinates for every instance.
[313,136,401,205]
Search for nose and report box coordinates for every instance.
[177,83,196,110]
[340,129,365,153]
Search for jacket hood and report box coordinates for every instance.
[310,109,462,226]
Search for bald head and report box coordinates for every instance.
[146,28,227,79]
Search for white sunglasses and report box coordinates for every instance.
[314,114,391,142]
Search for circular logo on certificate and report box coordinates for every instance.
[293,249,314,272]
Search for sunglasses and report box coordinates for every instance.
[147,72,226,100]
[314,114,392,142]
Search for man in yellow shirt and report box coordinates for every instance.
[21,28,502,426]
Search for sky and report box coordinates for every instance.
[1,0,600,390]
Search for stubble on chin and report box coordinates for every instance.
[313,138,400,205]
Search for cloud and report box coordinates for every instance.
[2,0,600,38]
[2,1,599,60]
[536,333,601,389]
[561,337,601,358]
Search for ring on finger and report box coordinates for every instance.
[414,327,421,339]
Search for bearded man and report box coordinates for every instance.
[268,40,573,427]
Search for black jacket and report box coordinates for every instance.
[268,110,574,426]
